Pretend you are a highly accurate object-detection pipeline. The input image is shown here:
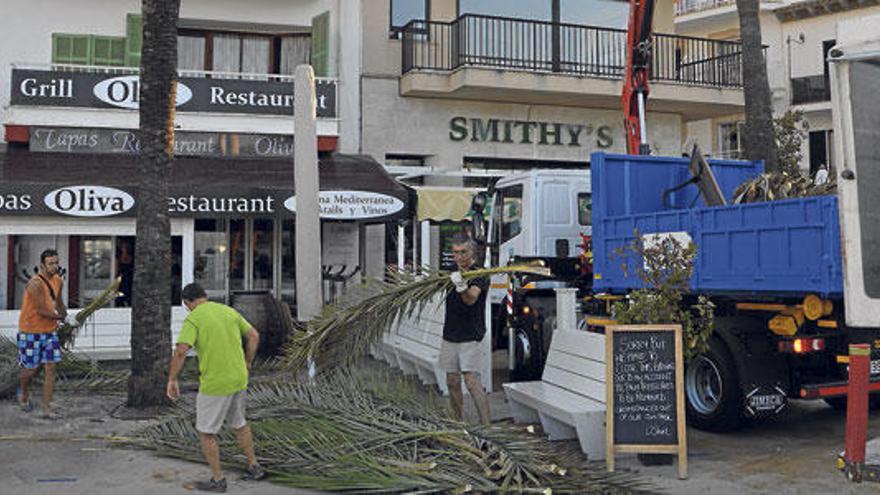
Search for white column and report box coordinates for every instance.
[420,220,431,270]
[397,224,405,270]
[555,287,578,332]
[294,65,322,321]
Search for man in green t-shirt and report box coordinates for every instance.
[166,283,265,493]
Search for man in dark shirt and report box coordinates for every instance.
[442,234,491,425]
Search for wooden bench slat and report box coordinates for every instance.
[550,329,606,362]
[542,365,606,404]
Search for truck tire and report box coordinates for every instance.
[685,338,743,432]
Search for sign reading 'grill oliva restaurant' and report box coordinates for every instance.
[29,126,297,159]
[449,116,614,148]
[11,69,337,118]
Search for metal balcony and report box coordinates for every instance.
[400,14,745,89]
[790,75,830,105]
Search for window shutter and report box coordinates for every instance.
[125,13,143,68]
[52,33,92,65]
[93,36,126,66]
[310,11,330,77]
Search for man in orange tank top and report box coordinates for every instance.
[18,249,76,418]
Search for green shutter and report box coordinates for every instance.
[125,13,143,68]
[310,11,330,77]
[52,33,92,65]
[93,36,126,66]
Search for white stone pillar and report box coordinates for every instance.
[294,65,322,321]
[555,287,578,332]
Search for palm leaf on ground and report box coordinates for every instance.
[135,368,654,494]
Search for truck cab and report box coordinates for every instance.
[483,169,591,379]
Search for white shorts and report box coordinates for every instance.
[196,390,247,434]
[440,340,482,374]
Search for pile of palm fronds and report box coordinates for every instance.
[732,171,836,204]
[281,264,548,373]
[58,276,123,349]
[0,335,20,397]
[135,369,652,494]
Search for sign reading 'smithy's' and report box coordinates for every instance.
[11,69,337,118]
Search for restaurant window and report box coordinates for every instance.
[195,219,230,302]
[281,220,296,306]
[252,219,274,290]
[390,0,428,37]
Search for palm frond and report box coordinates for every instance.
[134,368,655,493]
[281,264,549,373]
[58,276,123,349]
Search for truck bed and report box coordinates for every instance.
[590,152,843,297]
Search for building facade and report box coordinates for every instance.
[675,0,880,172]
[356,0,747,184]
[0,0,409,356]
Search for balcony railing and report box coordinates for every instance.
[791,75,830,105]
[401,14,745,89]
[674,0,737,16]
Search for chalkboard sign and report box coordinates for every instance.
[605,324,687,479]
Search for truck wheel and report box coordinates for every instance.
[685,339,743,432]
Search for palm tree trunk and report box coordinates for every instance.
[736,0,779,172]
[128,0,180,407]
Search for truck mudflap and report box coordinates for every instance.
[745,385,788,416]
[799,379,880,400]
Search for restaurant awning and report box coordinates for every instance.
[0,149,412,222]
[414,187,483,222]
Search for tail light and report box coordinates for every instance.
[778,337,825,354]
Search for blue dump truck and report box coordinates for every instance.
[589,151,857,431]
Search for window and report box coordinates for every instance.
[52,34,125,66]
[194,219,229,302]
[498,185,523,244]
[177,30,309,76]
[718,121,744,159]
[460,0,551,21]
[459,0,626,27]
[311,11,330,75]
[390,0,428,37]
[385,154,427,167]
[578,193,592,226]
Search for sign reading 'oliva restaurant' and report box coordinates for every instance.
[11,68,337,117]
[0,186,403,220]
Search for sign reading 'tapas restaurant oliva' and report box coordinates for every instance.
[10,69,337,118]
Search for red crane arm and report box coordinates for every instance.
[622,0,656,155]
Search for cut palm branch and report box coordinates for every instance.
[281,264,549,373]
[733,171,836,204]
[135,369,654,494]
[58,276,122,349]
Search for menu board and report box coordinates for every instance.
[606,324,687,479]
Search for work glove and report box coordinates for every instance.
[64,314,80,327]
[451,271,469,293]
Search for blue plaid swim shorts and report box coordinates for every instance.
[17,332,62,369]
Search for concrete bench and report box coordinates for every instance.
[503,329,607,460]
[393,299,447,392]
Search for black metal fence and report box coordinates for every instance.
[791,75,830,105]
[401,14,745,89]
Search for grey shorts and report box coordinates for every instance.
[196,390,247,434]
[440,339,482,374]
